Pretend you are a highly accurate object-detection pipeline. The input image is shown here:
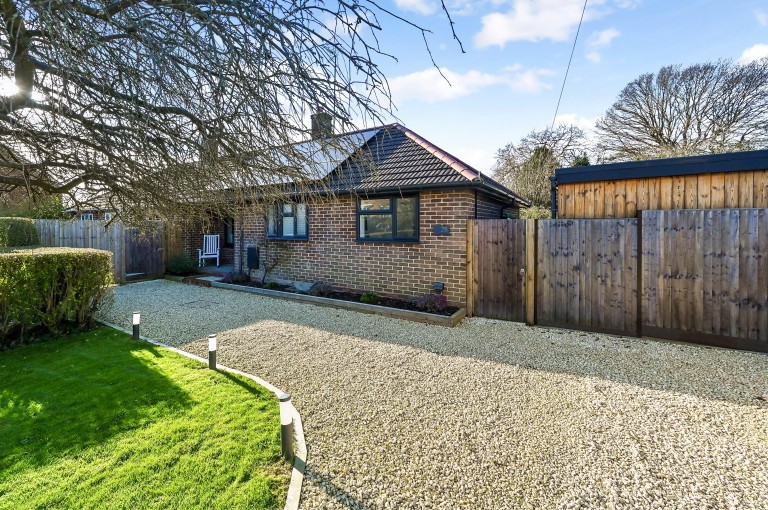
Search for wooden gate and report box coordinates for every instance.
[467,220,526,321]
[124,227,165,281]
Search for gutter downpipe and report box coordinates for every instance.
[550,176,558,219]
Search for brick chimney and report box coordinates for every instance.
[310,108,333,140]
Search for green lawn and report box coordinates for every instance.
[0,327,289,509]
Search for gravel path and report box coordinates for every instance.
[99,280,768,509]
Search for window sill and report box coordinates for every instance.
[355,238,420,244]
[266,236,309,241]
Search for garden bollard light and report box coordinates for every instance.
[132,312,140,339]
[279,393,294,461]
[208,334,217,370]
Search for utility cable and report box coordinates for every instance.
[551,0,588,128]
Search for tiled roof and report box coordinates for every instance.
[317,124,529,206]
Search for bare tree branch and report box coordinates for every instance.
[0,0,464,222]
[595,59,768,161]
[492,124,588,208]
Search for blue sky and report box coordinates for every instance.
[367,0,768,172]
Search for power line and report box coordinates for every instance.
[551,0,588,128]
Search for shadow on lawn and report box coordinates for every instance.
[0,330,193,476]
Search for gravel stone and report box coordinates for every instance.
[98,280,768,510]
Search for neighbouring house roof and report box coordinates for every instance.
[555,149,768,184]
[315,124,530,206]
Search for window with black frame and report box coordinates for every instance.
[267,203,308,239]
[357,195,418,241]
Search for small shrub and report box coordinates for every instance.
[0,217,39,247]
[0,247,112,347]
[412,293,449,313]
[264,281,280,290]
[308,282,334,297]
[519,206,552,220]
[221,271,250,284]
[360,293,380,305]
[165,254,197,276]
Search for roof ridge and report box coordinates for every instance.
[307,123,396,142]
[391,124,479,182]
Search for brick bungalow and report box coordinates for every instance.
[180,123,529,308]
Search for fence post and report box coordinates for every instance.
[466,219,475,317]
[636,210,643,337]
[525,219,537,326]
[119,223,127,284]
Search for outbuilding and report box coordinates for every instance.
[552,150,768,218]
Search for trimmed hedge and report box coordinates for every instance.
[0,247,113,348]
[0,217,39,247]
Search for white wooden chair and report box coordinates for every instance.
[198,234,220,267]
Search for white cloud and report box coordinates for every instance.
[588,27,620,47]
[757,10,768,27]
[615,0,642,8]
[453,145,496,173]
[475,0,608,47]
[554,113,596,132]
[585,28,620,64]
[509,67,556,92]
[554,113,598,146]
[389,66,554,104]
[738,44,768,64]
[395,0,437,16]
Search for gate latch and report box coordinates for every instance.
[519,267,526,276]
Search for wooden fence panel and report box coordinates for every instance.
[35,219,128,283]
[469,209,768,352]
[467,220,526,322]
[641,209,768,350]
[535,219,638,336]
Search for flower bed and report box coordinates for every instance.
[165,275,466,327]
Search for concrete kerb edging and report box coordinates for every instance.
[98,320,307,510]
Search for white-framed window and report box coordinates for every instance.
[104,212,112,221]
[267,203,308,239]
[81,213,94,220]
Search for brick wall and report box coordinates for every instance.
[179,217,235,266]
[175,189,519,308]
[231,189,479,307]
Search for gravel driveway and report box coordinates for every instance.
[98,280,768,510]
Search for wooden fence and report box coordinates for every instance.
[641,209,768,350]
[536,218,639,336]
[35,220,168,283]
[468,209,768,353]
